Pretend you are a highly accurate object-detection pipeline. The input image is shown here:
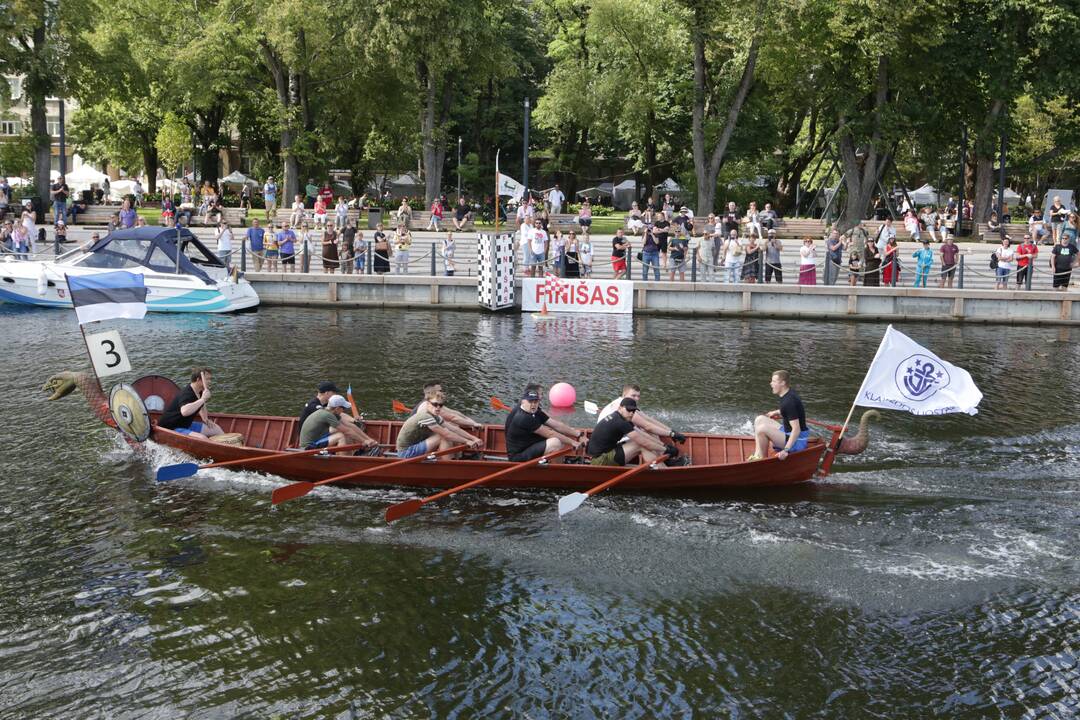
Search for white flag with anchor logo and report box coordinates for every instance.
[855,325,983,416]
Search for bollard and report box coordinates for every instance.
[559,248,566,278]
[241,239,247,272]
[1025,261,1033,290]
[54,232,60,256]
[625,248,632,278]
[958,254,965,289]
[890,256,898,287]
[367,244,373,274]
[691,247,697,283]
[431,242,436,276]
[760,249,765,281]
[824,256,831,285]
[302,238,310,273]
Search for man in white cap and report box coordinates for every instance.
[299,394,379,451]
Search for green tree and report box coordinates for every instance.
[0,132,36,177]
[156,112,191,177]
[371,0,531,204]
[0,0,93,198]
[67,18,165,190]
[535,0,688,200]
[682,0,768,215]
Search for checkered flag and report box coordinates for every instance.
[542,271,565,298]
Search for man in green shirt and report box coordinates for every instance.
[396,391,483,459]
[299,394,379,451]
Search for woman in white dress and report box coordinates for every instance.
[626,201,645,235]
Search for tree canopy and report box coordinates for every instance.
[1,0,1077,219]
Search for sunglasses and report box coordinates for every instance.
[429,402,444,408]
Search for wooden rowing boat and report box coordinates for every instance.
[43,371,876,492]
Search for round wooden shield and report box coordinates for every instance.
[110,383,151,443]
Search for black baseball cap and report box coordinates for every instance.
[522,388,541,401]
[318,381,339,393]
[619,397,639,411]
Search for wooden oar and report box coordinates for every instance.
[557,454,670,517]
[392,399,412,414]
[806,418,841,432]
[270,444,467,506]
[155,440,372,482]
[385,446,572,523]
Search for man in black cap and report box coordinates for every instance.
[588,397,681,467]
[504,383,582,462]
[299,381,344,430]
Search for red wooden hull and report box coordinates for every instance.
[150,411,827,492]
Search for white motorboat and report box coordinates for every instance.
[0,226,259,313]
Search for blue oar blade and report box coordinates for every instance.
[155,462,200,482]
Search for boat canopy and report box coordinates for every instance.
[79,227,223,284]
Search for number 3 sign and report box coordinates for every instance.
[85,329,132,378]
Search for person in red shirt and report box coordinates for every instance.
[318,182,334,208]
[426,198,443,231]
[1016,233,1038,288]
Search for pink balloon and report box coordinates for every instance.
[548,382,577,408]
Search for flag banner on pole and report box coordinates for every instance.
[855,325,983,416]
[66,272,148,325]
[497,173,525,199]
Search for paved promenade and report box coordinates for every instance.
[22,225,1076,296]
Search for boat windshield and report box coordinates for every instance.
[61,228,217,284]
[77,239,153,270]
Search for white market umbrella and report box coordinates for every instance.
[64,164,110,192]
[219,170,259,188]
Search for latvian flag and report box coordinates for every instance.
[65,271,148,325]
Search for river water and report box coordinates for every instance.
[0,306,1077,719]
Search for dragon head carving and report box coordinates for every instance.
[42,371,85,401]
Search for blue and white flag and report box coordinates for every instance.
[855,325,983,416]
[65,272,148,325]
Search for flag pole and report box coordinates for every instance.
[494,148,501,234]
[832,325,892,447]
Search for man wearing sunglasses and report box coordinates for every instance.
[504,385,582,462]
[412,381,483,432]
[588,397,676,467]
[396,390,483,459]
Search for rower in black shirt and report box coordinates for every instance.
[749,370,809,461]
[504,384,582,462]
[158,367,224,439]
[299,381,340,430]
[587,397,674,467]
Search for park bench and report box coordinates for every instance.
[975,222,1046,243]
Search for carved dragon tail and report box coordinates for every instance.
[836,410,880,455]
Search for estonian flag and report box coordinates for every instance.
[65,271,148,325]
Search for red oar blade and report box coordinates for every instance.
[155,462,200,482]
[384,499,423,523]
[392,399,411,414]
[271,481,315,506]
[490,396,512,412]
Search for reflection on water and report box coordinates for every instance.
[0,305,1077,718]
